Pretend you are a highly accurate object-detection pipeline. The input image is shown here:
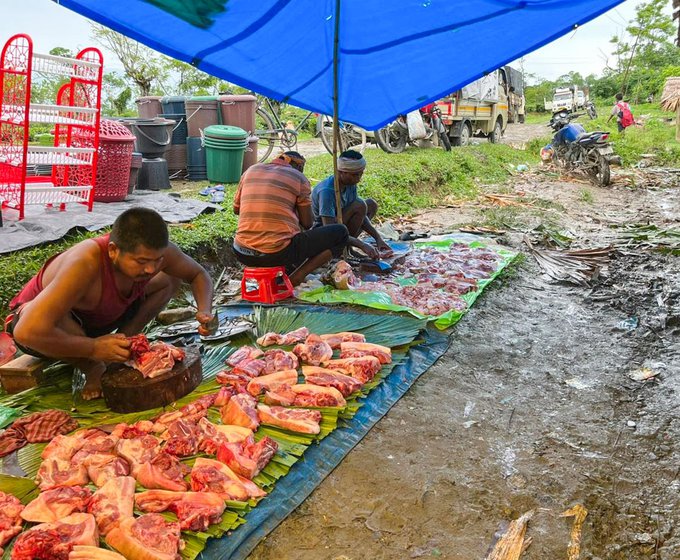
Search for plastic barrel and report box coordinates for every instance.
[185,97,220,136]
[186,137,207,181]
[136,96,163,119]
[242,135,259,172]
[204,125,248,183]
[218,95,257,134]
[159,113,188,145]
[160,96,186,115]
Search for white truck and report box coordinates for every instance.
[544,86,587,114]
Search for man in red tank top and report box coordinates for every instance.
[5,208,216,400]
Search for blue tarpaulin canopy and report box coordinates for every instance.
[54,0,624,130]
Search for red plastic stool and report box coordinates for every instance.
[241,266,294,303]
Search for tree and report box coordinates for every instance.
[91,24,167,96]
[610,0,677,96]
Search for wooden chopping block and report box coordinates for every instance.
[0,354,48,393]
[101,345,202,413]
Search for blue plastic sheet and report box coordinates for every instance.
[54,0,624,129]
[200,304,449,560]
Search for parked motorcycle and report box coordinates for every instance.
[375,104,451,153]
[548,113,615,187]
[585,101,598,120]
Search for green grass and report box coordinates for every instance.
[0,144,533,318]
[578,188,594,204]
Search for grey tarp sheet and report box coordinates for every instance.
[201,304,450,560]
[0,191,219,254]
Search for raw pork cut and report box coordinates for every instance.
[216,435,278,479]
[161,418,201,457]
[293,334,333,366]
[221,393,260,430]
[257,404,322,434]
[106,514,182,560]
[302,366,364,396]
[226,346,263,366]
[197,418,252,455]
[11,513,98,560]
[246,369,298,396]
[190,458,249,501]
[264,384,346,408]
[22,486,92,523]
[319,332,366,349]
[36,457,89,491]
[115,435,161,475]
[127,335,185,378]
[87,476,135,536]
[111,420,156,439]
[191,457,265,499]
[41,434,84,461]
[135,452,189,492]
[262,349,299,374]
[256,327,309,347]
[339,342,392,364]
[135,490,225,532]
[326,356,382,383]
[153,394,216,430]
[215,371,251,393]
[69,545,126,559]
[81,453,130,487]
[0,491,24,554]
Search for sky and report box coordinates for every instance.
[0,0,668,85]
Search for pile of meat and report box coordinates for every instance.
[0,327,394,558]
[352,243,504,317]
[127,334,185,378]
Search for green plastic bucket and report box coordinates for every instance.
[205,133,248,183]
[204,125,247,140]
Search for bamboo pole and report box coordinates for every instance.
[332,0,343,223]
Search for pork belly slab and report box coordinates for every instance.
[257,404,322,434]
[21,486,92,523]
[302,366,364,396]
[11,513,98,560]
[264,384,346,408]
[106,514,182,560]
[246,369,298,396]
[326,356,382,383]
[135,490,225,532]
[339,341,392,364]
[318,332,366,349]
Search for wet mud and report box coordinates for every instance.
[248,137,680,559]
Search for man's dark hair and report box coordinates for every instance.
[110,208,169,253]
[282,150,305,161]
[615,93,623,101]
[339,149,363,160]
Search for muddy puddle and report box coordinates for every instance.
[248,168,680,559]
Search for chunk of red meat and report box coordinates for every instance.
[226,346,263,367]
[216,436,278,479]
[0,491,24,552]
[262,349,298,374]
[221,394,260,431]
[106,514,182,560]
[293,334,333,366]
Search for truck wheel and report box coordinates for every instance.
[451,122,471,147]
[489,119,503,144]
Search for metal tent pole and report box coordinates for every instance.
[332,0,343,222]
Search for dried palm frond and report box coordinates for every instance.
[483,194,534,208]
[485,510,534,560]
[660,76,680,112]
[562,504,588,560]
[525,237,612,285]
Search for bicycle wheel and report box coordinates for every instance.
[320,116,367,155]
[255,107,278,163]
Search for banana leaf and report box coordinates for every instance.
[0,305,426,560]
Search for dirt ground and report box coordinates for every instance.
[248,124,680,560]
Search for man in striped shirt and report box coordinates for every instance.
[233,152,349,285]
